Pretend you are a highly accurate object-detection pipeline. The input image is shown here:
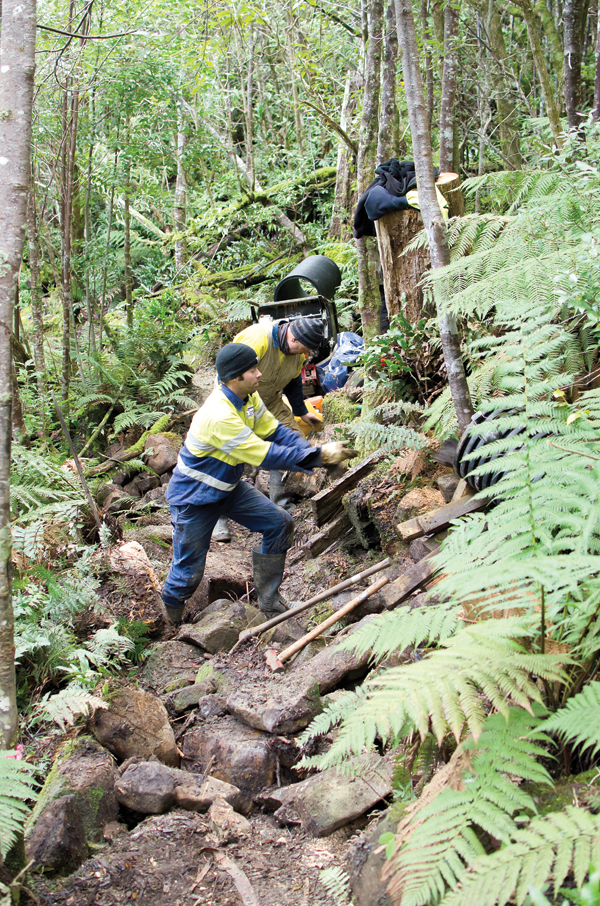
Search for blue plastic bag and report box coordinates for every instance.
[317,332,364,393]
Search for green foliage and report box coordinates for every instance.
[10,444,85,524]
[438,809,600,906]
[386,709,552,906]
[319,866,351,905]
[0,753,38,858]
[301,618,566,770]
[36,686,107,731]
[528,866,600,906]
[539,682,600,757]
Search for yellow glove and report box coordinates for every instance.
[320,442,358,466]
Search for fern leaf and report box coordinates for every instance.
[538,681,600,756]
[0,753,38,857]
[438,807,600,906]
[36,685,107,730]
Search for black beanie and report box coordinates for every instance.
[289,316,324,350]
[216,343,259,383]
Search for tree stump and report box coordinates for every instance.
[375,172,465,325]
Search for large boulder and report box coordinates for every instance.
[292,616,375,693]
[179,600,264,653]
[108,541,171,633]
[140,640,205,694]
[91,686,179,767]
[144,433,181,475]
[25,737,118,847]
[170,769,244,813]
[181,717,278,794]
[270,753,394,837]
[25,795,88,875]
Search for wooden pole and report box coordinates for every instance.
[265,575,389,671]
[236,557,391,648]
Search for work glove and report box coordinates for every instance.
[320,441,358,466]
[300,412,322,429]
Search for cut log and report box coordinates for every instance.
[397,494,487,543]
[302,512,351,558]
[375,171,464,324]
[381,553,440,609]
[310,455,379,527]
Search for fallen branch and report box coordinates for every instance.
[213,852,261,906]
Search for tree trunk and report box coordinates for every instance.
[395,0,474,432]
[438,0,460,171]
[421,0,435,129]
[328,72,361,240]
[284,8,304,155]
[377,0,399,164]
[375,172,464,324]
[0,0,36,749]
[124,156,134,330]
[11,356,30,448]
[27,184,47,434]
[357,0,384,342]
[563,0,588,130]
[485,0,523,169]
[516,0,564,145]
[174,101,188,269]
[594,2,600,119]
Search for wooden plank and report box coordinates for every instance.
[311,454,378,527]
[397,495,487,543]
[302,512,351,559]
[451,478,468,503]
[381,553,440,609]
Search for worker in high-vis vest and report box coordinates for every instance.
[212,315,326,542]
[162,342,355,625]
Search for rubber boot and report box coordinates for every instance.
[269,470,294,512]
[252,548,290,615]
[212,516,232,542]
[161,595,185,626]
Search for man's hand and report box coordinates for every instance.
[301,412,322,429]
[320,441,358,465]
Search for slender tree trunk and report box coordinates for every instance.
[516,0,564,144]
[438,0,460,170]
[174,102,188,269]
[233,24,255,186]
[27,183,47,434]
[11,356,30,448]
[395,0,474,432]
[485,0,523,169]
[124,157,134,331]
[421,0,435,129]
[563,0,588,129]
[377,0,399,164]
[328,72,361,240]
[0,0,36,750]
[84,91,96,358]
[285,7,304,155]
[357,0,384,341]
[594,2,600,118]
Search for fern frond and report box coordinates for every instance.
[438,807,600,906]
[302,618,566,770]
[384,708,552,906]
[337,600,459,661]
[36,685,107,730]
[0,753,38,857]
[538,681,600,756]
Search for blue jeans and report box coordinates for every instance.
[162,480,294,609]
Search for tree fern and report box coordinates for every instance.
[301,618,566,770]
[384,708,552,906]
[437,807,600,906]
[0,753,38,858]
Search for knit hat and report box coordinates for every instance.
[289,316,324,351]
[216,343,259,383]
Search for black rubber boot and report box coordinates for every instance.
[269,470,294,512]
[252,548,290,614]
[161,595,185,626]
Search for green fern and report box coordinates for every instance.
[36,685,107,731]
[301,617,566,770]
[385,708,552,906]
[0,753,38,858]
[337,599,459,661]
[538,682,600,756]
[437,807,600,906]
[319,866,351,905]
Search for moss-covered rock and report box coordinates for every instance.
[322,390,359,425]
